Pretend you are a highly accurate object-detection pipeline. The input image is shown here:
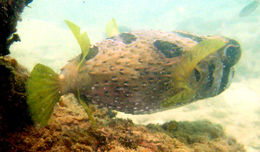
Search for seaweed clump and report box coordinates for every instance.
[147,120,245,151]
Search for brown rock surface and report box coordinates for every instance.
[1,94,245,152]
[0,56,31,132]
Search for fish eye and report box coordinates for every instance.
[223,44,241,67]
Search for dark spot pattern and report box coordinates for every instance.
[218,65,231,94]
[205,64,215,89]
[85,46,98,61]
[153,40,182,58]
[76,30,240,115]
[194,68,201,82]
[120,33,137,44]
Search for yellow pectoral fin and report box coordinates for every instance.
[106,18,120,38]
[187,39,225,66]
[174,39,226,80]
[76,90,96,127]
[162,87,195,108]
[166,39,225,108]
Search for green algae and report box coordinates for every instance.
[147,120,225,145]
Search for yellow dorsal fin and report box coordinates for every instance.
[65,20,90,69]
[106,18,120,38]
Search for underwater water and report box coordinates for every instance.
[10,0,260,151]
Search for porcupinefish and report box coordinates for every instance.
[26,19,241,127]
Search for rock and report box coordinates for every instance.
[0,94,245,152]
[0,0,32,56]
[0,56,32,145]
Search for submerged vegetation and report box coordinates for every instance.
[147,120,225,144]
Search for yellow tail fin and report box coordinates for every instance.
[26,64,60,127]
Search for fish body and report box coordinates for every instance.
[59,30,241,114]
[26,21,241,126]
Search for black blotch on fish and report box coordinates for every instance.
[205,64,215,89]
[218,65,232,94]
[174,31,203,42]
[224,46,239,66]
[82,46,99,61]
[223,40,241,67]
[218,40,241,94]
[120,33,137,44]
[153,40,182,58]
[194,68,201,82]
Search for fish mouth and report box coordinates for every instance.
[194,39,241,99]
